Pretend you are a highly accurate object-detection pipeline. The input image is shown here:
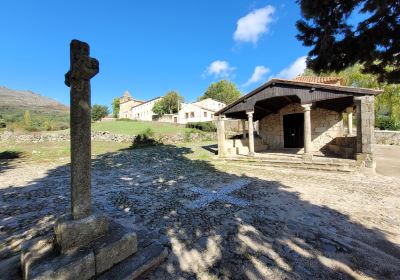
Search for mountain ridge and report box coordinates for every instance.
[0,86,69,114]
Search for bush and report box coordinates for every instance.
[0,118,6,128]
[376,115,400,131]
[185,121,217,132]
[131,128,159,148]
[116,118,136,122]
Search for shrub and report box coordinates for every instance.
[376,115,399,131]
[131,128,159,148]
[0,117,6,128]
[116,118,136,122]
[185,121,217,132]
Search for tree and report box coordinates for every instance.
[112,97,120,118]
[200,80,241,105]
[296,0,400,83]
[23,110,32,127]
[301,64,400,129]
[91,104,109,121]
[153,91,184,116]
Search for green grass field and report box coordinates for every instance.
[92,120,189,135]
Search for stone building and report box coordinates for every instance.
[119,90,144,118]
[131,97,162,121]
[215,77,381,172]
[177,98,226,124]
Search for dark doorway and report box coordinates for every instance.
[283,113,304,148]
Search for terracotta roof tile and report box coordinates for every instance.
[294,76,343,86]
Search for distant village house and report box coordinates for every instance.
[118,92,225,124]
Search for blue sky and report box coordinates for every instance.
[0,1,310,107]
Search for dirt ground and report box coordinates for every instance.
[0,143,399,279]
[374,144,400,178]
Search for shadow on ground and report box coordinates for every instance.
[0,144,399,279]
[0,151,24,174]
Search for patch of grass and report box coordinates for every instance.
[0,141,131,164]
[92,120,189,136]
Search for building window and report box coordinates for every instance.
[185,113,189,118]
[204,112,207,117]
[190,112,195,118]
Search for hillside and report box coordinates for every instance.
[0,86,69,114]
[0,86,69,131]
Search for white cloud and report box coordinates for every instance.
[204,60,235,78]
[243,66,270,87]
[277,56,307,79]
[234,5,276,45]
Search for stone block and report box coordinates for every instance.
[54,213,109,253]
[27,248,95,280]
[302,153,313,162]
[97,242,168,280]
[92,221,138,274]
[21,236,55,280]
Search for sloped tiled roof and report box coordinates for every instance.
[294,76,343,85]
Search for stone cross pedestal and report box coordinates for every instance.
[20,40,167,280]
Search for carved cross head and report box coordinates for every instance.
[65,40,99,87]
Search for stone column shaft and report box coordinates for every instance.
[65,40,99,220]
[302,104,312,160]
[346,107,353,136]
[247,111,255,156]
[242,119,247,139]
[217,117,226,157]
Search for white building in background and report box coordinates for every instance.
[130,97,162,121]
[177,98,225,124]
[129,97,226,124]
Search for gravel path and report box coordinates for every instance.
[1,145,399,279]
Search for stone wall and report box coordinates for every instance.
[0,131,215,144]
[375,130,400,145]
[259,103,344,152]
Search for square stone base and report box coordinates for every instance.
[21,219,167,280]
[302,153,313,162]
[54,213,109,253]
[356,152,376,173]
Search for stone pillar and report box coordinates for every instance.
[355,96,375,171]
[65,40,99,220]
[217,116,226,157]
[242,119,247,139]
[247,111,255,156]
[346,107,354,136]
[301,104,313,161]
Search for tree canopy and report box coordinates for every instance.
[91,104,109,121]
[296,0,400,84]
[112,97,120,118]
[302,64,400,130]
[153,91,184,116]
[200,80,241,105]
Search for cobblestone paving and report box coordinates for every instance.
[1,145,400,279]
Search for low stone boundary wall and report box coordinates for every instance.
[375,130,400,145]
[0,131,215,144]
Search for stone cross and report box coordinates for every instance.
[65,40,99,220]
[186,179,251,209]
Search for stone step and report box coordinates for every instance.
[22,221,138,280]
[97,242,168,280]
[219,157,357,172]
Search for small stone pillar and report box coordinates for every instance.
[355,96,375,172]
[247,111,255,156]
[301,104,313,161]
[242,119,247,139]
[346,107,354,136]
[217,116,226,157]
